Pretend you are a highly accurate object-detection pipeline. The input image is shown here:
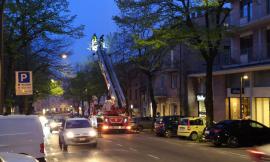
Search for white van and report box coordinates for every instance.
[0,115,45,162]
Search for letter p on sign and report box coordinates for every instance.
[18,72,30,83]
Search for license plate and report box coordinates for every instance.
[79,138,86,141]
[180,127,185,130]
[205,130,209,135]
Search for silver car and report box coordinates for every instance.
[59,118,98,151]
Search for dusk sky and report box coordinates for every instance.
[68,0,119,65]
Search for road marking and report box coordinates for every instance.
[229,152,249,159]
[53,158,59,162]
[129,147,137,152]
[117,144,123,147]
[147,154,160,160]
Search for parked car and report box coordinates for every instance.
[204,120,270,147]
[0,115,46,162]
[59,118,98,151]
[248,144,270,162]
[177,117,206,141]
[0,152,38,162]
[154,116,183,138]
[132,117,153,131]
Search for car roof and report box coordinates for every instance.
[66,118,88,121]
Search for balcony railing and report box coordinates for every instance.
[240,47,253,64]
[154,87,167,98]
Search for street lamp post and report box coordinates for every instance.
[240,75,248,119]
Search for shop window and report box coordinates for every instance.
[227,97,250,120]
[255,98,270,127]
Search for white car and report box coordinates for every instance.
[0,115,45,162]
[0,152,38,162]
[248,144,270,162]
[59,118,98,151]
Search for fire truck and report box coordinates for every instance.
[89,34,131,132]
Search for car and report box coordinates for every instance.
[204,120,270,147]
[59,118,98,151]
[132,117,153,131]
[0,152,38,162]
[154,115,183,138]
[48,116,65,133]
[0,115,46,162]
[248,144,270,162]
[177,117,206,141]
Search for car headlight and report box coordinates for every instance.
[89,130,97,137]
[50,122,57,128]
[66,132,74,138]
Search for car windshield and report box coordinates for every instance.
[66,120,90,129]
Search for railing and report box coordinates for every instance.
[154,87,167,97]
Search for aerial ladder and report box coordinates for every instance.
[89,34,131,132]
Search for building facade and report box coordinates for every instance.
[189,0,270,127]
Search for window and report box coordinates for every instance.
[171,74,177,89]
[267,0,270,14]
[135,89,138,100]
[66,120,90,129]
[240,0,252,20]
[240,35,253,55]
[190,119,203,125]
[249,121,265,129]
[160,75,165,88]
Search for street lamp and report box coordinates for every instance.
[61,53,68,59]
[240,74,248,119]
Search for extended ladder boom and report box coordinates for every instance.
[91,35,126,108]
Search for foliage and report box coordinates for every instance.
[114,0,232,125]
[3,0,84,112]
[64,61,107,106]
[50,80,64,96]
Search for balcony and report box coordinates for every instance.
[240,48,252,64]
[154,87,167,98]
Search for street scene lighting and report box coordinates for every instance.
[1,1,270,162]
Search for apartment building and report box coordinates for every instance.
[189,0,270,127]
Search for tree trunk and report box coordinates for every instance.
[205,59,214,126]
[147,73,157,128]
[0,0,6,114]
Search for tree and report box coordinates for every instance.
[0,0,6,113]
[65,61,107,113]
[113,3,170,123]
[114,0,231,126]
[3,0,84,114]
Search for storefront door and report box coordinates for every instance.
[227,97,250,119]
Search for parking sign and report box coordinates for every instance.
[15,71,33,95]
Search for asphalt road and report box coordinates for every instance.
[45,132,252,162]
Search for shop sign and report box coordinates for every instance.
[231,88,244,94]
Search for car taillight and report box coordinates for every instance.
[213,129,222,133]
[248,149,266,162]
[187,120,190,130]
[40,143,45,153]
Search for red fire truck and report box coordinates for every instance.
[90,34,131,133]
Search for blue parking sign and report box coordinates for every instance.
[15,71,33,95]
[18,72,30,83]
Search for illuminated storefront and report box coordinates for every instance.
[254,98,270,127]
